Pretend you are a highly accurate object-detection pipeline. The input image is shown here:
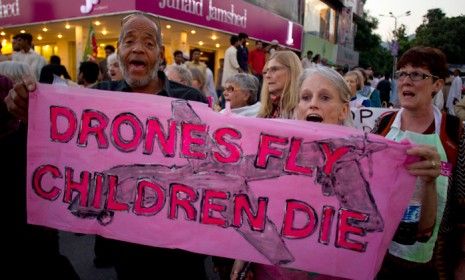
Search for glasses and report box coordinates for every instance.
[394,71,439,81]
[263,65,287,75]
[224,86,242,92]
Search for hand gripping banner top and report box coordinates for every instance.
[27,84,417,279]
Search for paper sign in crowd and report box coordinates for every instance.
[27,84,416,280]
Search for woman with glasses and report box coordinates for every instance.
[373,46,464,279]
[258,50,303,119]
[220,73,261,117]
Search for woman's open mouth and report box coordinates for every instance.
[305,114,323,122]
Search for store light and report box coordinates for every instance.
[0,31,5,36]
[215,43,220,48]
[44,45,50,49]
[20,30,25,33]
[211,35,217,40]
[37,35,43,40]
[198,41,204,46]
[166,24,171,29]
[101,29,108,35]
[94,21,101,26]
[191,30,196,34]
[57,34,63,39]
[2,39,7,46]
[99,43,105,47]
[42,27,48,32]
[65,23,71,29]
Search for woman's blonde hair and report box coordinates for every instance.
[258,50,303,119]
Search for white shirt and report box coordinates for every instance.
[222,45,240,87]
[12,49,46,80]
[447,76,463,115]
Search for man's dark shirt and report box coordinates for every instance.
[39,64,71,84]
[94,71,208,104]
[93,70,208,279]
[237,44,249,72]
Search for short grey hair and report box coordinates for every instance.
[0,61,35,83]
[297,66,353,126]
[107,53,118,67]
[225,73,259,105]
[298,66,351,103]
[118,13,162,48]
[165,65,193,86]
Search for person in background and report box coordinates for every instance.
[185,48,207,77]
[258,50,302,119]
[39,55,71,84]
[170,50,186,67]
[222,35,241,87]
[165,64,193,86]
[377,73,392,107]
[248,41,266,88]
[237,32,249,72]
[77,61,100,88]
[0,61,80,279]
[220,73,260,117]
[301,50,313,69]
[99,44,115,81]
[344,70,371,108]
[355,68,382,107]
[106,53,123,81]
[433,89,444,111]
[311,54,321,65]
[0,43,9,62]
[11,33,46,80]
[4,13,208,280]
[454,97,465,122]
[446,69,463,115]
[372,46,463,280]
[267,39,279,56]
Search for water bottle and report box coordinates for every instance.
[393,180,423,245]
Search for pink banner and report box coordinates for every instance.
[27,84,416,279]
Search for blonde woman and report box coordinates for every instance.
[258,50,303,119]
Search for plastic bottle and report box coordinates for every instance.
[393,179,424,245]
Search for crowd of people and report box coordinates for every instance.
[0,13,464,280]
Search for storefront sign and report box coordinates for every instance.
[0,0,19,18]
[141,0,302,49]
[27,84,417,280]
[0,0,134,26]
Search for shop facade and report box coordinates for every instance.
[302,0,360,67]
[0,0,303,79]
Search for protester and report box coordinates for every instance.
[222,35,242,87]
[170,49,185,67]
[77,61,100,88]
[257,50,303,119]
[355,68,382,107]
[99,45,116,81]
[11,32,46,80]
[301,50,313,69]
[3,13,208,279]
[446,69,463,115]
[237,32,249,72]
[372,46,463,279]
[106,53,123,81]
[0,61,79,279]
[344,70,371,108]
[39,55,72,84]
[248,41,266,86]
[220,73,260,116]
[454,97,465,122]
[165,64,193,86]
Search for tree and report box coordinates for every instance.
[393,24,411,57]
[354,12,392,74]
[414,8,465,64]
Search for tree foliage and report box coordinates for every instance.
[393,24,411,57]
[414,8,465,63]
[354,12,393,74]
